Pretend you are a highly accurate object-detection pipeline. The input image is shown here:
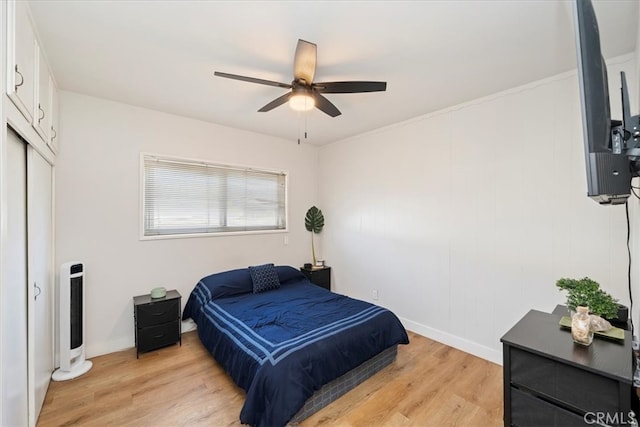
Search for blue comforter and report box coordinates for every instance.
[183,266,409,427]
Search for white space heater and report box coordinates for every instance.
[52,262,92,381]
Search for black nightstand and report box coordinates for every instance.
[300,266,331,290]
[133,290,182,358]
[501,309,636,426]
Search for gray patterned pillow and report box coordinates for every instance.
[249,263,281,293]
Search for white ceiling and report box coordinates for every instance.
[28,0,638,145]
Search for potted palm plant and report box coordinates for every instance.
[305,206,324,266]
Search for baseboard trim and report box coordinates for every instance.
[87,320,198,358]
[399,317,503,365]
[86,337,133,359]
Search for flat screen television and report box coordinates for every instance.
[573,0,639,205]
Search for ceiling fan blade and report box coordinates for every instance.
[214,71,292,89]
[313,81,387,93]
[311,92,341,117]
[293,39,317,84]
[258,92,293,112]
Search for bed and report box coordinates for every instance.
[183,264,409,427]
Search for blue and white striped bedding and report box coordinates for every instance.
[183,266,409,427]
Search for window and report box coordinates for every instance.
[142,154,287,238]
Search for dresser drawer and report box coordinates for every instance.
[511,387,594,427]
[136,299,179,327]
[137,322,180,353]
[510,347,619,414]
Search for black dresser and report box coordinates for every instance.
[133,290,182,358]
[300,266,331,290]
[501,308,636,426]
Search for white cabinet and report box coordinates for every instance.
[33,42,60,152]
[6,0,37,123]
[6,0,59,151]
[49,81,59,153]
[34,45,52,143]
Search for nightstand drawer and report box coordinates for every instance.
[137,322,180,353]
[510,347,619,413]
[511,387,589,427]
[136,299,179,327]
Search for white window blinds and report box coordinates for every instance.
[143,155,287,237]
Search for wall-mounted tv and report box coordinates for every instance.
[573,0,639,205]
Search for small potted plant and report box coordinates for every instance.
[555,277,619,319]
[305,206,324,266]
[556,277,620,346]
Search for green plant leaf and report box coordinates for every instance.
[305,206,324,234]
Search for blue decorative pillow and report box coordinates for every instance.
[275,265,306,284]
[198,268,253,300]
[249,263,281,293]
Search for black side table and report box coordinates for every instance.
[501,309,636,426]
[133,290,182,358]
[300,266,331,290]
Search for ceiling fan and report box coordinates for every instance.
[214,39,387,117]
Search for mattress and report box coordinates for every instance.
[183,265,409,426]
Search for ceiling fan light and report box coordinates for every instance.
[289,94,315,112]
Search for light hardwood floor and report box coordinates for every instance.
[38,331,503,426]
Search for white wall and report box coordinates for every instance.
[56,92,319,357]
[319,55,637,364]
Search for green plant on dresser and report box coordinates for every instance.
[555,277,619,319]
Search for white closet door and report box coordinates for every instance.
[27,146,53,423]
[2,129,29,427]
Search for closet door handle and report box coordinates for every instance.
[51,127,57,141]
[38,105,45,123]
[14,64,24,91]
[34,282,42,300]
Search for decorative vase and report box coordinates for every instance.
[571,306,593,346]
